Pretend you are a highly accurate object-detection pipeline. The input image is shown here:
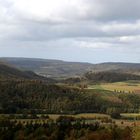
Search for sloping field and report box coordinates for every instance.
[88,81,140,93]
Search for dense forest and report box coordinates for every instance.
[0,80,140,114]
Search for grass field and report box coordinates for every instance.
[121,113,140,119]
[49,113,110,120]
[88,81,140,93]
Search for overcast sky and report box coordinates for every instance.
[0,0,140,63]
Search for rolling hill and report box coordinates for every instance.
[0,58,140,114]
[91,62,140,75]
[0,79,140,114]
[0,57,93,78]
[0,57,140,79]
[84,71,140,83]
[62,71,140,84]
[0,62,55,83]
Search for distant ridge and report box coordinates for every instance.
[0,57,140,78]
[0,57,93,78]
[0,61,55,83]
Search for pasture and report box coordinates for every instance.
[121,113,140,120]
[88,81,140,93]
[49,113,110,120]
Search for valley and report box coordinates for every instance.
[0,58,140,140]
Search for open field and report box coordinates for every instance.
[88,81,140,93]
[49,113,110,120]
[121,113,140,119]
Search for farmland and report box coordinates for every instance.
[88,81,140,93]
[0,113,135,140]
[1,113,140,128]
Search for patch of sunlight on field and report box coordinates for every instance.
[88,81,140,93]
[121,113,140,118]
[76,113,109,118]
[49,113,110,120]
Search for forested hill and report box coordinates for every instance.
[91,62,140,75]
[63,71,140,84]
[0,80,140,114]
[84,71,140,83]
[0,62,55,83]
[0,57,140,78]
[0,57,93,78]
[0,60,140,114]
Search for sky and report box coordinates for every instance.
[0,0,140,63]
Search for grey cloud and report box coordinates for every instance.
[0,0,140,63]
[2,0,140,23]
[83,0,140,21]
[6,20,140,42]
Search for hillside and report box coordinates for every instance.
[92,62,140,75]
[0,57,93,78]
[0,80,140,114]
[0,57,140,79]
[0,58,140,115]
[0,62,55,83]
[84,71,140,83]
[62,71,140,85]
